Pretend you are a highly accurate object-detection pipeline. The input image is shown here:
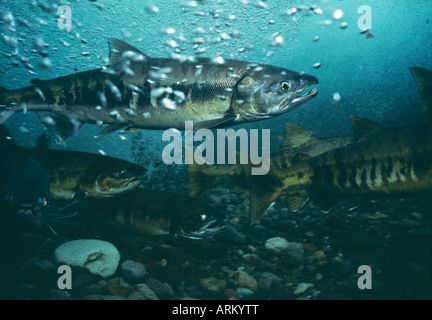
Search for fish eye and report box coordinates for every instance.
[278,81,291,92]
[8,195,13,202]
[111,170,129,179]
[189,213,207,222]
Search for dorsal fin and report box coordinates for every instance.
[409,67,432,121]
[349,115,382,140]
[108,38,149,66]
[282,123,314,149]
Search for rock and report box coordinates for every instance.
[200,276,227,292]
[229,270,258,291]
[236,287,254,299]
[224,288,238,300]
[54,239,120,278]
[106,277,131,297]
[47,289,73,300]
[85,294,130,300]
[218,226,246,244]
[285,242,304,263]
[265,237,289,254]
[259,272,283,290]
[294,283,313,295]
[146,278,174,299]
[121,260,146,281]
[128,283,159,300]
[312,250,326,261]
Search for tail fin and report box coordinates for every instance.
[409,67,432,121]
[0,87,15,125]
[186,147,217,198]
[188,161,217,198]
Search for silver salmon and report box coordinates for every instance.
[0,38,318,142]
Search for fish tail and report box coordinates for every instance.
[409,67,432,121]
[0,87,16,125]
[188,160,215,198]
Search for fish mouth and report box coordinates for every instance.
[94,173,146,196]
[291,87,319,108]
[178,219,226,240]
[278,87,319,114]
[121,174,147,190]
[131,173,147,183]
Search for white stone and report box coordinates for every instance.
[294,283,313,295]
[265,237,289,254]
[54,239,120,278]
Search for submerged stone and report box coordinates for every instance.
[54,239,120,278]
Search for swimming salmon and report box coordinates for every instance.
[188,122,353,199]
[248,116,432,222]
[86,189,226,239]
[0,126,147,201]
[0,38,318,142]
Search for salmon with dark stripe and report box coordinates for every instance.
[248,116,432,222]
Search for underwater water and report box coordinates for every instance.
[0,0,431,301]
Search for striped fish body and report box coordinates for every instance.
[188,123,353,200]
[249,118,432,222]
[281,120,432,208]
[0,38,318,141]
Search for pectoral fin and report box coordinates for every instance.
[285,189,309,212]
[38,112,82,143]
[195,115,237,129]
[249,186,281,224]
[94,123,131,138]
[187,148,214,198]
